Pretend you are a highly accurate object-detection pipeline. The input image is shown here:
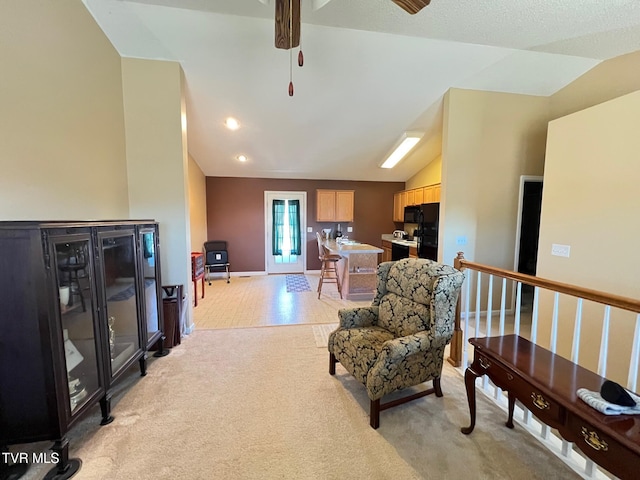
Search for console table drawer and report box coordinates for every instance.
[475,353,514,389]
[476,353,564,427]
[566,414,636,479]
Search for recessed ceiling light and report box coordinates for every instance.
[237,155,247,162]
[225,117,240,130]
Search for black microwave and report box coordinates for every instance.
[403,205,420,223]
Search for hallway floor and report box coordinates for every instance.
[192,272,370,329]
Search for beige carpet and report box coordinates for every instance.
[17,325,579,480]
[312,323,338,348]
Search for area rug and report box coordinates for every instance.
[285,274,312,292]
[312,323,337,347]
[16,325,580,480]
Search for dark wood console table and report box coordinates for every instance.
[462,335,640,480]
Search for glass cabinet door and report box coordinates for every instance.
[54,238,100,415]
[140,229,161,346]
[101,234,142,376]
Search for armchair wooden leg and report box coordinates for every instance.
[329,352,337,375]
[370,399,380,429]
[434,377,443,397]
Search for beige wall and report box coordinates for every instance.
[188,155,208,253]
[121,58,193,331]
[405,155,442,190]
[0,0,129,220]
[441,89,549,270]
[536,90,640,382]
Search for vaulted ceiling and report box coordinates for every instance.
[83,0,640,181]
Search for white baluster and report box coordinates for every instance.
[531,287,540,344]
[597,306,610,377]
[514,281,522,336]
[627,314,640,392]
[571,299,583,363]
[486,274,493,337]
[475,272,482,337]
[499,277,506,336]
[550,292,559,354]
[462,272,471,369]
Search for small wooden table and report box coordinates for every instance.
[463,335,640,480]
[190,252,205,307]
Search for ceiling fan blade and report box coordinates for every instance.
[275,0,300,50]
[391,0,431,15]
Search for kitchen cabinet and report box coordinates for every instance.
[414,188,424,205]
[406,189,415,207]
[0,220,164,478]
[423,184,441,204]
[381,240,392,262]
[316,189,354,222]
[394,184,440,221]
[409,246,418,259]
[393,191,406,222]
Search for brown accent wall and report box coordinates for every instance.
[206,177,404,272]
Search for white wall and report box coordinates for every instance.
[121,58,193,333]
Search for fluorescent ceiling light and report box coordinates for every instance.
[379,131,423,169]
[225,117,240,130]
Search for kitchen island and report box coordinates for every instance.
[322,239,383,301]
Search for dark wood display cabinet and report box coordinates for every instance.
[0,220,166,479]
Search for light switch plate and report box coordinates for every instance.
[551,244,570,258]
[347,227,353,232]
[307,227,313,233]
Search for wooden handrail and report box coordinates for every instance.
[454,252,640,313]
[447,252,640,369]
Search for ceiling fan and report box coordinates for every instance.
[265,0,432,49]
[260,0,432,95]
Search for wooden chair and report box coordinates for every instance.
[316,232,342,299]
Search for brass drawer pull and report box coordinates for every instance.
[581,427,608,452]
[531,392,549,410]
[478,357,491,369]
[507,373,514,381]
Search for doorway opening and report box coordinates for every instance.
[513,176,543,312]
[265,191,306,274]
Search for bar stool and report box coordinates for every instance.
[316,232,342,299]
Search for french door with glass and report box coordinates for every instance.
[265,191,306,274]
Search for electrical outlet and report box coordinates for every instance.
[551,244,570,258]
[347,227,353,233]
[456,236,467,246]
[307,227,313,233]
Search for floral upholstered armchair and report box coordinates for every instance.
[328,258,465,428]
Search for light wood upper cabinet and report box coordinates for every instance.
[317,189,354,222]
[393,192,403,222]
[414,187,424,205]
[422,183,441,204]
[394,183,441,221]
[393,191,407,222]
[335,190,354,222]
[406,189,415,207]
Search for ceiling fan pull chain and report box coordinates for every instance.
[289,48,294,96]
[288,0,294,96]
[298,1,303,67]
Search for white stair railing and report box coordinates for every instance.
[448,252,640,480]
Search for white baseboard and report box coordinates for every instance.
[206,271,267,279]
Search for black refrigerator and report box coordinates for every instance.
[416,203,439,261]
